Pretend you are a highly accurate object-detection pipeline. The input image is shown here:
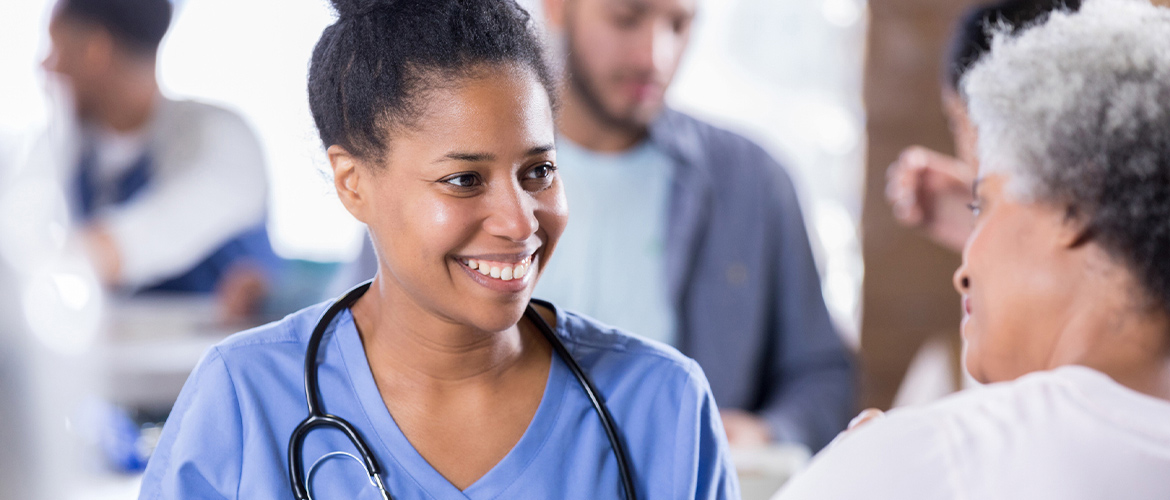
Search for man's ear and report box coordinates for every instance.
[329,145,370,223]
[84,27,116,70]
[543,0,567,32]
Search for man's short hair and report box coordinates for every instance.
[57,0,173,55]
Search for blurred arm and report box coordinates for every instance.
[885,146,976,252]
[98,106,268,289]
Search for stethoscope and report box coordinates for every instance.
[287,281,637,500]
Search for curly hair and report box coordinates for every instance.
[944,0,1081,91]
[308,0,556,162]
[964,0,1170,313]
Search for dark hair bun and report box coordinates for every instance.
[308,0,556,162]
[329,0,394,18]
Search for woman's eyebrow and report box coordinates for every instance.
[439,151,495,163]
[527,144,555,156]
[436,144,555,163]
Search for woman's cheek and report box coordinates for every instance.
[542,184,570,235]
[413,196,483,255]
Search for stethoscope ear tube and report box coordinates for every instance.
[524,306,638,500]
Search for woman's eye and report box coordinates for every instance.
[442,173,482,188]
[967,200,983,217]
[525,163,557,181]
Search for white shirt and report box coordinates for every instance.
[774,365,1170,499]
[533,136,677,346]
[34,97,269,289]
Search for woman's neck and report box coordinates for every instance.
[349,275,537,390]
[1050,287,1170,401]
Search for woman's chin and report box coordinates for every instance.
[961,341,991,385]
[455,303,531,333]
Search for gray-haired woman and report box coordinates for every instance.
[776,0,1170,498]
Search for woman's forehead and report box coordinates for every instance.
[394,72,555,157]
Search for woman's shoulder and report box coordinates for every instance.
[556,307,690,359]
[205,300,332,368]
[795,367,1152,478]
[551,306,709,390]
[890,366,1133,426]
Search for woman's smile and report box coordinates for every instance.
[453,250,540,293]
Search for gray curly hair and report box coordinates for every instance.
[963,0,1170,312]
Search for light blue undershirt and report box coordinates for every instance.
[535,137,677,347]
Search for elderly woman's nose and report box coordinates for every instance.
[483,183,539,241]
[953,265,970,295]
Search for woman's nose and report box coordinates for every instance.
[483,184,538,241]
[953,264,970,295]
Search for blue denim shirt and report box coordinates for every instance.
[649,109,855,451]
[330,109,857,451]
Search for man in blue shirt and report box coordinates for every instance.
[538,0,856,451]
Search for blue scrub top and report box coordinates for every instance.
[138,301,740,500]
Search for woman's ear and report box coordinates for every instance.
[328,145,369,223]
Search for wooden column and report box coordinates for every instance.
[859,0,983,410]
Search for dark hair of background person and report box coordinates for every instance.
[944,0,1082,90]
[308,0,557,163]
[56,0,173,56]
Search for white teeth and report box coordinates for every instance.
[463,255,535,281]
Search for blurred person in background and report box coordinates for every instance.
[537,0,854,451]
[885,0,1081,253]
[535,0,851,451]
[778,1,1170,497]
[337,0,856,452]
[37,0,279,320]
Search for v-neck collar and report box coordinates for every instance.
[333,309,571,500]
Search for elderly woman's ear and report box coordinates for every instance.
[1061,204,1096,249]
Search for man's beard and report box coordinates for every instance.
[564,35,653,135]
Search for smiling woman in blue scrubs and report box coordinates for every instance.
[137,0,738,498]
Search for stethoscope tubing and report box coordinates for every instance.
[290,281,384,500]
[287,280,637,500]
[523,305,638,500]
